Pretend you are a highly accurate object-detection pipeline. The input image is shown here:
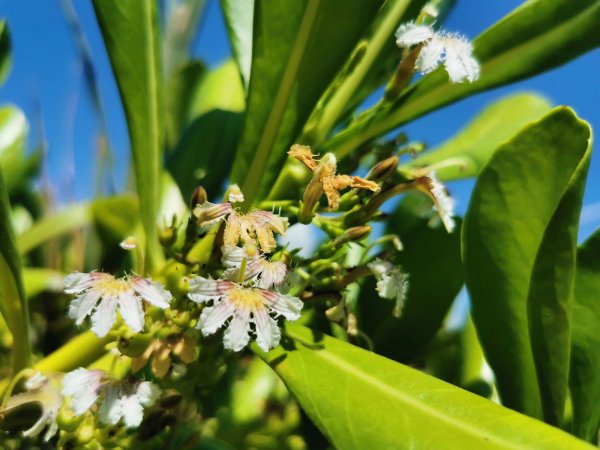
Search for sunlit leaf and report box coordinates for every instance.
[221,0,254,90]
[93,0,164,271]
[257,324,594,449]
[463,108,591,421]
[405,93,552,180]
[570,228,600,441]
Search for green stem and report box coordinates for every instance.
[34,331,111,373]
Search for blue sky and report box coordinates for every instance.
[0,0,599,238]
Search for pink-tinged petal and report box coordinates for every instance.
[196,300,235,335]
[223,308,251,352]
[193,201,233,227]
[255,261,288,289]
[253,307,281,352]
[395,22,434,47]
[62,368,105,415]
[63,272,94,294]
[129,276,172,309]
[118,292,145,333]
[260,291,303,321]
[251,210,288,234]
[188,277,235,304]
[98,384,122,425]
[91,295,118,337]
[68,289,101,325]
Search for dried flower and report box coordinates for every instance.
[416,172,456,233]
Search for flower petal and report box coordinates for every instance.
[118,292,145,333]
[91,295,118,337]
[253,307,281,352]
[223,308,251,352]
[136,381,160,406]
[197,300,235,335]
[395,22,434,47]
[63,272,94,294]
[98,384,122,425]
[255,261,288,289]
[444,37,479,83]
[62,368,105,415]
[68,289,101,325]
[260,291,303,321]
[129,276,172,309]
[416,37,444,73]
[188,277,235,304]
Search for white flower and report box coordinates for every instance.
[1,372,62,442]
[368,258,410,318]
[395,22,480,83]
[64,272,172,337]
[418,172,456,233]
[221,245,289,289]
[119,236,137,250]
[188,277,303,352]
[227,184,245,203]
[62,368,160,428]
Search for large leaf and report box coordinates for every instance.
[0,21,10,85]
[257,324,594,449]
[570,229,600,441]
[221,0,254,90]
[93,0,164,271]
[0,169,30,371]
[229,0,384,206]
[359,196,463,361]
[405,93,552,181]
[463,108,591,420]
[323,0,600,158]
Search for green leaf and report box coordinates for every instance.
[570,228,600,441]
[221,0,254,90]
[93,0,164,271]
[0,21,10,85]
[358,196,463,361]
[229,0,384,206]
[324,0,600,159]
[17,203,92,255]
[22,268,63,298]
[0,168,30,371]
[405,93,552,181]
[189,60,245,119]
[257,324,594,449]
[463,108,591,420]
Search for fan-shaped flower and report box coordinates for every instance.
[188,277,303,352]
[395,22,480,83]
[64,272,172,337]
[62,368,160,428]
[368,258,410,318]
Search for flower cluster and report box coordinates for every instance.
[395,22,480,83]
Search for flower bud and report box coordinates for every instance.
[159,227,177,248]
[190,185,208,208]
[332,226,371,247]
[366,155,399,182]
[118,333,153,358]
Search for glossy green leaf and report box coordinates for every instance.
[258,324,594,449]
[463,108,591,420]
[189,60,245,119]
[17,203,92,255]
[221,0,254,90]
[358,196,463,361]
[324,0,600,158]
[405,93,552,181]
[93,0,164,271]
[0,168,30,371]
[229,0,384,206]
[570,229,600,441]
[0,21,10,85]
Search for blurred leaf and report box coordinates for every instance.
[22,268,63,298]
[92,195,139,240]
[463,108,591,421]
[168,110,243,200]
[405,93,552,180]
[258,324,594,449]
[189,60,245,118]
[359,197,463,361]
[570,228,600,441]
[93,0,164,271]
[230,0,384,206]
[0,21,10,85]
[165,60,204,149]
[0,169,30,371]
[221,0,254,90]
[325,0,600,158]
[18,203,92,255]
[163,0,206,76]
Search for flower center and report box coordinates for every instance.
[93,277,132,296]
[228,288,264,310]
